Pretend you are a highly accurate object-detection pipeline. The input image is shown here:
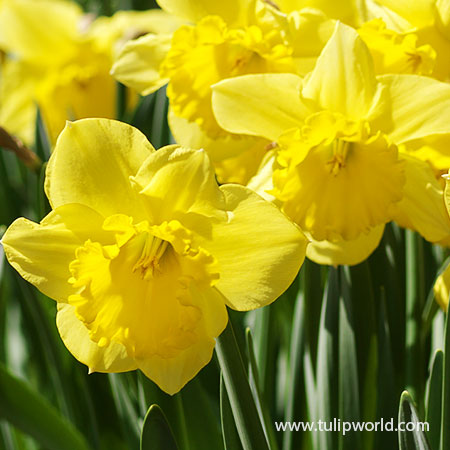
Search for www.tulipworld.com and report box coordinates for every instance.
[274,419,429,435]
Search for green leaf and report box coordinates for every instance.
[220,374,243,450]
[177,378,223,450]
[215,318,269,450]
[426,350,443,450]
[116,82,128,121]
[109,373,140,448]
[338,267,361,450]
[246,328,279,450]
[0,362,89,450]
[398,391,431,450]
[34,107,51,162]
[441,313,450,450]
[140,404,179,450]
[282,283,305,450]
[405,231,425,402]
[315,267,339,450]
[375,291,397,450]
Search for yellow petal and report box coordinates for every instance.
[390,153,450,242]
[161,15,295,139]
[279,0,359,25]
[373,0,435,28]
[433,263,450,311]
[90,9,182,48]
[56,303,137,373]
[0,59,37,145]
[138,338,215,395]
[301,22,381,120]
[358,19,436,76]
[137,286,227,394]
[306,225,385,266]
[198,184,307,311]
[156,0,255,27]
[131,146,227,224]
[212,73,308,141]
[168,107,268,162]
[287,9,335,76]
[0,0,82,62]
[1,204,110,301]
[375,74,450,143]
[406,134,450,171]
[111,33,172,96]
[45,119,155,220]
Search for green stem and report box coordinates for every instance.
[215,319,270,450]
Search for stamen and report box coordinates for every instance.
[133,234,169,280]
[327,139,351,176]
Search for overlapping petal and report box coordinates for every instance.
[45,119,154,220]
[212,73,308,141]
[305,225,385,266]
[156,0,255,27]
[197,185,307,311]
[301,22,382,120]
[1,204,111,301]
[375,74,450,143]
[131,146,228,223]
[57,303,138,373]
[390,153,450,243]
[111,33,172,96]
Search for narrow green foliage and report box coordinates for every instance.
[398,391,431,450]
[405,231,425,402]
[426,350,443,450]
[0,363,90,450]
[315,267,339,450]
[34,108,51,162]
[441,313,450,450]
[109,374,140,448]
[338,267,361,450]
[141,404,179,450]
[220,375,244,450]
[246,328,279,450]
[282,283,305,450]
[215,319,269,450]
[375,291,397,450]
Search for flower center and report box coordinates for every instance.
[132,234,169,281]
[327,139,351,176]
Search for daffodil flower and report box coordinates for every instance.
[0,0,179,144]
[1,118,306,394]
[212,23,450,265]
[112,0,336,184]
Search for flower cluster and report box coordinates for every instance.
[2,0,450,394]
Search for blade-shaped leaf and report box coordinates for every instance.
[316,267,339,450]
[0,363,89,450]
[426,350,443,450]
[215,319,269,450]
[141,404,179,450]
[398,391,431,450]
[220,374,243,450]
[338,267,361,450]
[441,313,450,450]
[246,328,279,450]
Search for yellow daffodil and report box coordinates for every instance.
[359,0,450,81]
[0,0,179,144]
[0,118,307,394]
[212,22,450,265]
[112,0,335,184]
[433,171,450,311]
